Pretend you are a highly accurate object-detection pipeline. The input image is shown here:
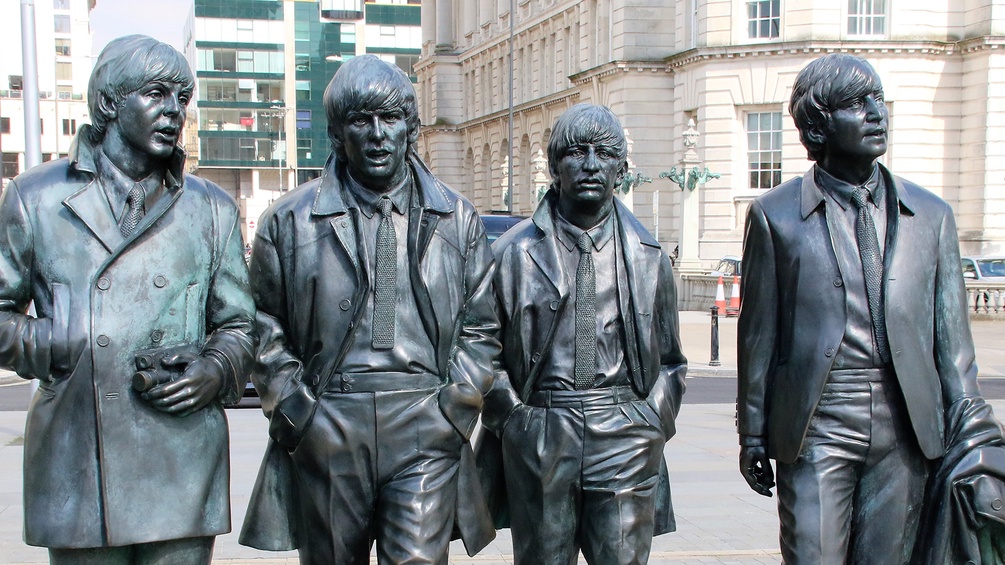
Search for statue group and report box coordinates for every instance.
[0,34,1001,565]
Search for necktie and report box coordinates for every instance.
[574,232,596,390]
[850,187,890,363]
[372,197,396,349]
[120,184,144,237]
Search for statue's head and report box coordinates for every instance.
[323,55,419,191]
[87,35,194,143]
[789,53,887,162]
[547,104,628,216]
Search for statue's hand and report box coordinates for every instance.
[142,354,225,417]
[739,445,775,497]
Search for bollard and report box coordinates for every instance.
[710,305,721,367]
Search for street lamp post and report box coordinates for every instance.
[267,103,290,193]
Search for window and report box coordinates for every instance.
[0,117,9,134]
[848,0,885,36]
[2,153,18,179]
[53,0,69,9]
[62,119,76,135]
[55,62,72,82]
[747,0,779,39]
[295,21,310,41]
[296,110,312,130]
[746,111,782,189]
[55,38,71,57]
[54,15,71,33]
[295,80,311,101]
[297,138,312,161]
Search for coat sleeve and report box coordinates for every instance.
[933,206,983,405]
[440,204,503,440]
[248,211,317,450]
[645,251,688,440]
[737,199,779,444]
[0,181,52,381]
[201,191,258,405]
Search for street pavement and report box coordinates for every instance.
[1,311,1005,564]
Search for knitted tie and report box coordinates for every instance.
[574,232,596,390]
[851,187,890,363]
[119,184,144,237]
[372,197,396,349]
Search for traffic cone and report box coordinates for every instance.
[714,276,726,314]
[726,275,740,317]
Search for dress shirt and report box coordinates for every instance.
[338,170,438,376]
[815,163,889,369]
[535,207,631,391]
[96,148,174,224]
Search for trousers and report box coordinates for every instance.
[776,369,928,565]
[48,536,214,565]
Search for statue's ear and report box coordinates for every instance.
[407,123,420,144]
[97,93,118,120]
[616,160,628,184]
[804,125,826,148]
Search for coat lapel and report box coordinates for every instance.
[63,180,123,254]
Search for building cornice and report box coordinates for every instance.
[666,38,1005,69]
[569,60,670,85]
[421,90,581,133]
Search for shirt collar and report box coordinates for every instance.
[344,169,412,219]
[95,146,167,221]
[814,163,884,211]
[554,204,615,253]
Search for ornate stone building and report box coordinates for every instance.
[416,0,1005,268]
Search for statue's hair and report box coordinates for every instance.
[546,103,628,186]
[322,54,420,157]
[87,35,194,141]
[789,53,883,162]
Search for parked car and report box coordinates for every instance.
[481,213,526,244]
[962,256,1005,282]
[710,255,742,278]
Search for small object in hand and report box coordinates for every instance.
[132,343,200,392]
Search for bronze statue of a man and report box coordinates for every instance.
[0,35,257,563]
[737,53,1003,564]
[477,103,687,564]
[239,54,500,564]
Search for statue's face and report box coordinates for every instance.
[555,140,624,212]
[113,81,190,160]
[338,106,411,192]
[823,90,888,164]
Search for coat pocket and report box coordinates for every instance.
[49,282,70,375]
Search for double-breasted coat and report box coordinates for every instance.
[0,130,257,548]
[238,152,500,555]
[476,190,687,534]
[738,164,985,464]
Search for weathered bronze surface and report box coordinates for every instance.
[239,54,500,564]
[737,53,1005,564]
[476,103,687,564]
[0,34,256,562]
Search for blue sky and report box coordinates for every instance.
[90,0,192,54]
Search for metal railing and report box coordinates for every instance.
[678,275,1005,320]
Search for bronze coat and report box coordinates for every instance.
[477,191,687,534]
[239,153,500,555]
[737,164,982,464]
[0,133,256,548]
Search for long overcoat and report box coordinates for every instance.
[239,152,501,555]
[0,131,256,548]
[738,164,984,464]
[475,190,687,535]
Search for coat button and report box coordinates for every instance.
[96,277,111,290]
[993,498,1003,511]
[153,275,167,288]
[150,329,164,343]
[96,335,110,347]
[549,300,559,311]
[825,347,834,357]
[833,278,843,287]
[339,299,351,311]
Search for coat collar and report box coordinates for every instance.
[311,150,455,217]
[63,125,186,253]
[800,162,915,220]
